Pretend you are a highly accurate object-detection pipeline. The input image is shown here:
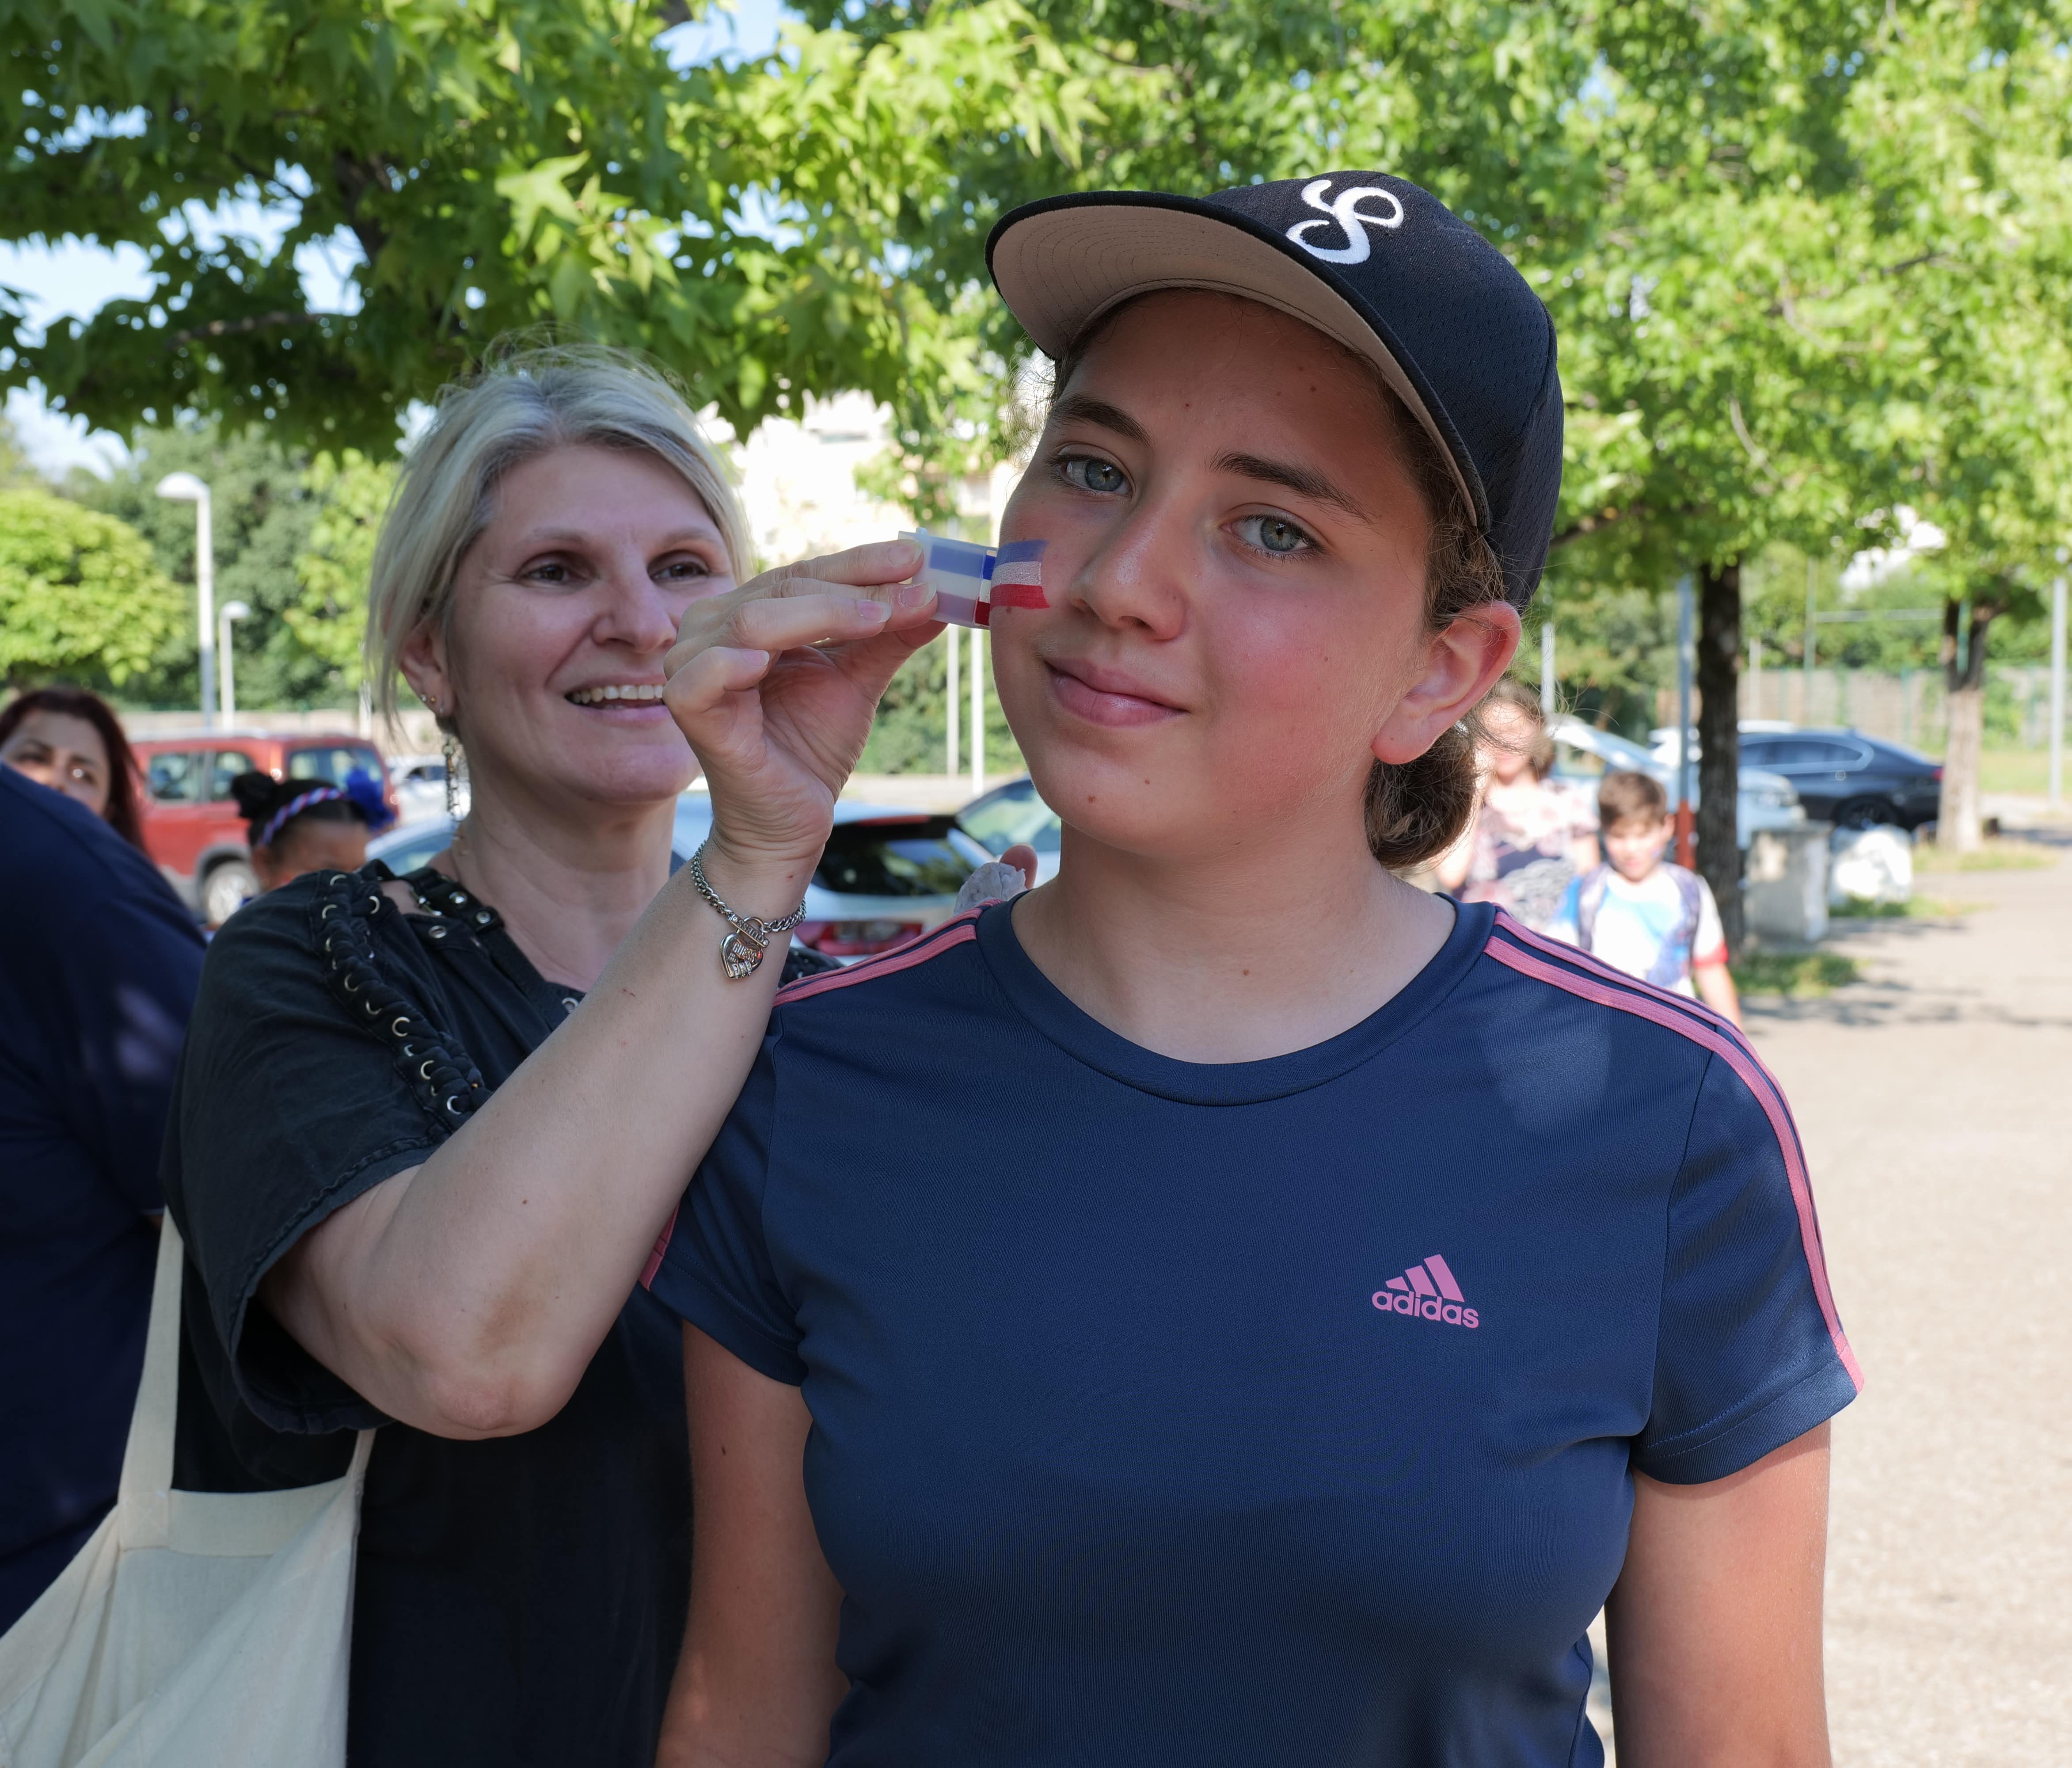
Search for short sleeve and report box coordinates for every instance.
[1634,1050,1860,1483]
[646,1027,805,1386]
[1689,875,1727,968]
[165,890,447,1434]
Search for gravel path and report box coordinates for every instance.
[1744,841,2072,1764]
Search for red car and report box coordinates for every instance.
[132,730,396,925]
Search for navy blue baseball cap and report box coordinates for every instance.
[986,174,1563,610]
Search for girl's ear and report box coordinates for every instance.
[1371,602,1521,766]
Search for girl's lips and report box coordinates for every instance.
[1044,660,1183,728]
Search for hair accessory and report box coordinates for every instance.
[986,174,1563,609]
[252,785,345,850]
[900,532,1048,629]
[342,768,397,833]
[687,845,808,980]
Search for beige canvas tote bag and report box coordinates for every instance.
[0,1218,372,1768]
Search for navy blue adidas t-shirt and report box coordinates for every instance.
[649,899,1859,1767]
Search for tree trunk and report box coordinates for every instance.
[1696,559,1745,953]
[1935,594,1996,852]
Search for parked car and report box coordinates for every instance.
[1732,727,1943,830]
[1545,716,1802,849]
[133,729,397,925]
[367,791,991,963]
[955,776,1064,884]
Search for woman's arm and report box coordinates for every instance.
[656,1326,845,1768]
[261,544,938,1439]
[1605,1422,1832,1767]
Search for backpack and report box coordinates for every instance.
[1573,864,1707,990]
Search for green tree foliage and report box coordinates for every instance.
[289,450,397,690]
[2,0,1099,457]
[71,426,343,707]
[0,486,184,685]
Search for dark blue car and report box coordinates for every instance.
[1736,728,1944,830]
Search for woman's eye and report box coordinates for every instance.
[525,560,573,585]
[1061,455,1128,495]
[657,557,711,582]
[1236,514,1315,557]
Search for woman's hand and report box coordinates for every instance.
[664,541,937,873]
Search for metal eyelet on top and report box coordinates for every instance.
[428,925,448,940]
[445,1097,465,1114]
[475,911,492,926]
[342,975,361,994]
[391,1017,411,1037]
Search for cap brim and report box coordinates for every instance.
[987,193,1477,518]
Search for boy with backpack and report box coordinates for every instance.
[1547,770,1743,1027]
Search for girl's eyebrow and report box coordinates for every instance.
[1049,393,1149,444]
[1214,451,1370,521]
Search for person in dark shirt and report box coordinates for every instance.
[162,346,943,1765]
[646,176,1857,1766]
[0,762,204,1631]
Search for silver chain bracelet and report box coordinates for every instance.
[688,845,809,980]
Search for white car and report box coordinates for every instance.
[955,777,1064,884]
[1551,716,1802,846]
[366,792,991,962]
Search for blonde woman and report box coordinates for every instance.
[162,347,941,1764]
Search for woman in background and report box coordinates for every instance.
[1436,675,1600,928]
[0,686,148,850]
[228,769,396,895]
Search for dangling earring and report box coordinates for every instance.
[442,717,463,822]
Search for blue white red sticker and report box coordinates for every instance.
[900,531,1049,629]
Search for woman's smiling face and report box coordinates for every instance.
[404,443,736,815]
[992,290,1475,865]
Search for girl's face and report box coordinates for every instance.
[991,291,1515,866]
[255,817,372,892]
[1477,701,1540,788]
[402,444,735,818]
[2,710,113,820]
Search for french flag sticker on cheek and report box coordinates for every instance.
[900,531,1049,628]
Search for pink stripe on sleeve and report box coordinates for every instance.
[640,1206,678,1291]
[1484,934,1863,1392]
[776,916,981,1005]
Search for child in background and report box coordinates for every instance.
[229,770,395,896]
[1548,769,1743,1027]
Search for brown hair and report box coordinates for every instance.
[1598,769,1668,828]
[0,686,148,850]
[1051,295,1511,870]
[1479,676,1555,781]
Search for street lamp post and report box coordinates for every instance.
[218,601,251,726]
[1675,573,1696,867]
[155,472,216,728]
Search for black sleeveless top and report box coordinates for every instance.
[163,862,829,1766]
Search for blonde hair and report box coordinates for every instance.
[365,343,753,723]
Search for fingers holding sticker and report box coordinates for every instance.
[900,532,1049,629]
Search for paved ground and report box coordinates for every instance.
[1588,832,2070,1764]
[1757,836,2072,1764]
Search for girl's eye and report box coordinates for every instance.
[1236,514,1316,557]
[1060,455,1129,495]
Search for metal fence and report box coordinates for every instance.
[1721,664,2059,751]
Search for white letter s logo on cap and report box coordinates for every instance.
[1287,178,1404,266]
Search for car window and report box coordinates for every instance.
[209,750,257,800]
[1549,739,1606,781]
[956,779,1063,855]
[1744,738,1824,766]
[145,750,207,804]
[288,744,385,787]
[815,820,992,897]
[1799,739,1869,767]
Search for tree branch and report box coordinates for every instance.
[165,309,321,348]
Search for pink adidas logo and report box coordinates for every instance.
[1372,1254,1480,1329]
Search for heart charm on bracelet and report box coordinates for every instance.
[720,926,768,980]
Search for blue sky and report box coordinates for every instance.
[3,0,790,476]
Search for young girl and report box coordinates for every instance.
[228,767,395,894]
[648,174,1857,1766]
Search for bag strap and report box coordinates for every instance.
[115,1216,190,1544]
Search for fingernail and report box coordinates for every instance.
[896,582,935,611]
[856,598,892,622]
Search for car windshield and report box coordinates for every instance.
[814,819,989,897]
[289,744,386,788]
[956,779,1062,854]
